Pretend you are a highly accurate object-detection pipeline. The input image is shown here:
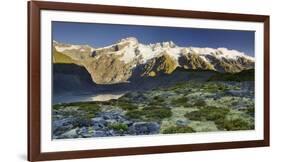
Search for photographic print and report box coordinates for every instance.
[52,22,255,139]
[28,1,269,161]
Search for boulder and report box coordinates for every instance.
[130,122,160,135]
[78,127,93,138]
[176,120,189,126]
[60,128,79,138]
[93,130,107,137]
[91,117,106,129]
[53,118,73,128]
[52,118,74,136]
[77,118,92,127]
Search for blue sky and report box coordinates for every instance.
[52,21,255,57]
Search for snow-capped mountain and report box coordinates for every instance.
[53,37,254,84]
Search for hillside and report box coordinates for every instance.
[53,48,76,64]
[207,69,255,82]
[53,37,255,85]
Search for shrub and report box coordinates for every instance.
[125,110,145,120]
[182,102,193,108]
[77,103,100,115]
[202,84,219,93]
[184,110,205,121]
[53,101,101,117]
[153,96,165,102]
[223,118,253,131]
[202,83,229,93]
[53,104,62,110]
[184,107,254,131]
[116,101,138,111]
[204,107,229,121]
[171,97,188,106]
[148,101,163,107]
[145,108,172,120]
[207,69,254,82]
[162,126,195,134]
[84,112,95,120]
[185,106,230,130]
[126,106,172,121]
[172,83,186,89]
[245,107,255,117]
[108,123,128,132]
[193,99,207,107]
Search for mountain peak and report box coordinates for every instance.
[162,41,177,48]
[53,38,255,84]
[118,37,138,45]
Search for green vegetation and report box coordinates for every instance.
[202,83,228,93]
[162,126,195,134]
[115,101,138,111]
[125,106,172,121]
[72,102,100,115]
[208,69,254,82]
[170,82,187,90]
[53,104,63,110]
[192,99,207,107]
[184,106,253,130]
[84,112,95,120]
[53,78,255,138]
[244,107,255,117]
[153,96,165,102]
[125,110,145,120]
[148,99,165,107]
[171,97,188,105]
[185,106,230,130]
[143,107,172,121]
[224,118,253,131]
[108,123,128,132]
[53,102,101,118]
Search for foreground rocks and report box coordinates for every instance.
[53,109,160,139]
[53,81,254,139]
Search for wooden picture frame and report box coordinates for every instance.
[28,1,270,161]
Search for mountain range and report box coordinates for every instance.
[53,37,254,85]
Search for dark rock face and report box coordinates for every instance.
[53,63,95,95]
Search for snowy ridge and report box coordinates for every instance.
[53,37,255,84]
[55,45,82,52]
[53,41,94,53]
[107,38,254,65]
[53,37,254,73]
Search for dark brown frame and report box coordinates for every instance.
[28,1,270,161]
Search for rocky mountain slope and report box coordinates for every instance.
[53,37,254,84]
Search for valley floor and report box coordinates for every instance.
[52,81,255,139]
